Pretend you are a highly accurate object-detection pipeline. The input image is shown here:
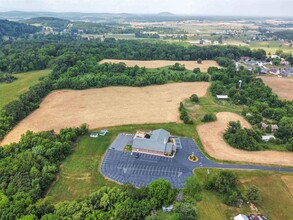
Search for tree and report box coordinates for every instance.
[193,68,201,74]
[245,185,261,204]
[183,176,201,198]
[202,113,217,122]
[173,202,198,220]
[148,179,175,207]
[190,94,199,103]
[197,58,202,64]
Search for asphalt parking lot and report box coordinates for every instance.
[101,136,197,188]
[101,135,293,188]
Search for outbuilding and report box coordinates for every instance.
[262,135,275,142]
[90,133,99,138]
[100,129,108,136]
[216,95,229,100]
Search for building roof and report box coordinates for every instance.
[100,129,108,135]
[90,133,99,138]
[132,129,173,153]
[234,214,249,220]
[216,95,229,99]
[262,135,275,141]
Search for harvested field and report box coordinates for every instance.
[260,76,293,101]
[0,82,209,146]
[281,176,293,196]
[197,112,293,167]
[99,59,219,72]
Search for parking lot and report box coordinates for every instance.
[101,134,293,188]
[101,136,197,188]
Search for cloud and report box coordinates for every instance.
[0,0,292,17]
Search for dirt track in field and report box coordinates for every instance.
[260,76,293,101]
[0,82,209,146]
[197,112,293,167]
[99,59,219,72]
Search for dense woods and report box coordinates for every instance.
[0,19,40,39]
[0,36,261,73]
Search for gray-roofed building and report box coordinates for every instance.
[132,129,176,156]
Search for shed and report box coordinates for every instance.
[90,133,99,138]
[216,95,229,100]
[162,205,173,212]
[262,135,275,142]
[100,129,108,136]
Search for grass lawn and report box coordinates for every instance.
[47,123,196,204]
[195,169,293,220]
[0,69,51,109]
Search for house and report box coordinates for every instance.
[132,129,176,156]
[269,68,280,75]
[240,56,250,61]
[271,124,279,131]
[99,129,108,136]
[260,67,267,74]
[262,135,275,142]
[234,214,249,220]
[271,54,280,59]
[261,122,268,129]
[280,67,293,77]
[90,133,99,138]
[216,95,229,100]
[162,204,173,212]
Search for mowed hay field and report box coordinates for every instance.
[0,82,209,145]
[260,76,293,101]
[197,112,293,166]
[0,69,51,109]
[99,59,219,72]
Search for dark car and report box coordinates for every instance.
[135,153,139,159]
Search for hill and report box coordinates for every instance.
[22,17,70,31]
[0,19,40,39]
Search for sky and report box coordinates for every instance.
[0,0,292,17]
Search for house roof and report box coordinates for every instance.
[133,129,173,153]
[234,214,249,220]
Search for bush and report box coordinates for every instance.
[201,113,217,122]
[179,102,193,124]
[190,94,199,103]
[173,202,198,220]
[193,68,201,74]
[245,185,261,204]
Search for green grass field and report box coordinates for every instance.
[195,169,293,220]
[249,41,293,54]
[0,69,51,109]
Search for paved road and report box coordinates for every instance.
[100,136,293,188]
[180,138,293,173]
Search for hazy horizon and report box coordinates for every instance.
[0,0,292,17]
